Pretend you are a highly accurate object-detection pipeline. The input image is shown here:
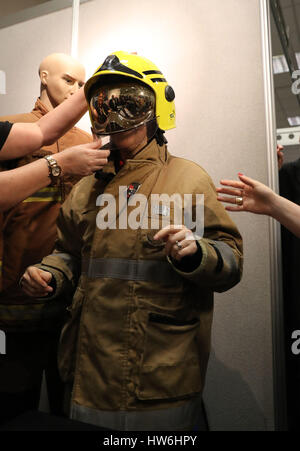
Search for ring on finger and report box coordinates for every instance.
[235,196,243,206]
[175,240,183,250]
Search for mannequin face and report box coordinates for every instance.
[39,53,85,109]
[45,69,85,107]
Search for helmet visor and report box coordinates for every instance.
[89,82,155,135]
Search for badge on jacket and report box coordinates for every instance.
[127,183,141,201]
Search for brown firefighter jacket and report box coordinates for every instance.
[36,139,243,427]
[0,99,92,331]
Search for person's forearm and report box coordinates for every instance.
[0,158,51,211]
[0,88,87,160]
[37,88,87,145]
[270,193,300,237]
[0,146,82,211]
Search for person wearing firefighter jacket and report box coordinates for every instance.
[21,52,243,431]
[0,53,93,423]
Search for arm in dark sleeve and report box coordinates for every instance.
[34,184,83,300]
[0,121,13,150]
[171,241,203,273]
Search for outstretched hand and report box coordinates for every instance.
[216,173,276,216]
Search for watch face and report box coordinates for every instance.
[52,166,61,177]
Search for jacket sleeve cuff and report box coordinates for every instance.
[167,238,241,291]
[167,238,218,283]
[34,264,67,300]
[169,241,203,273]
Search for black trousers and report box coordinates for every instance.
[0,330,64,425]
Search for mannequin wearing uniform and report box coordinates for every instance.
[0,53,92,424]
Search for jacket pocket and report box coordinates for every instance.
[58,287,85,383]
[136,312,202,401]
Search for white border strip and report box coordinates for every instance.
[260,0,287,431]
[0,71,6,95]
[71,0,80,58]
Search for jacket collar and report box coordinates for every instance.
[100,139,168,177]
[31,98,50,118]
[127,138,167,165]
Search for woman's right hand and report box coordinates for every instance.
[216,173,277,216]
[56,138,110,177]
[20,266,54,297]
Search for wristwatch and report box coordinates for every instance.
[44,155,62,184]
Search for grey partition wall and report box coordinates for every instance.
[76,0,284,431]
[0,5,73,116]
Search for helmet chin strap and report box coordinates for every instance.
[94,121,167,179]
[154,128,168,146]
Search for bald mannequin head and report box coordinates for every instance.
[39,53,86,110]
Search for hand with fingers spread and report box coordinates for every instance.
[217,173,300,238]
[20,266,54,298]
[154,225,198,261]
[216,173,277,216]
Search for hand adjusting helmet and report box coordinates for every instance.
[84,51,176,137]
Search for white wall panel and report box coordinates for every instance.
[0,7,73,116]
